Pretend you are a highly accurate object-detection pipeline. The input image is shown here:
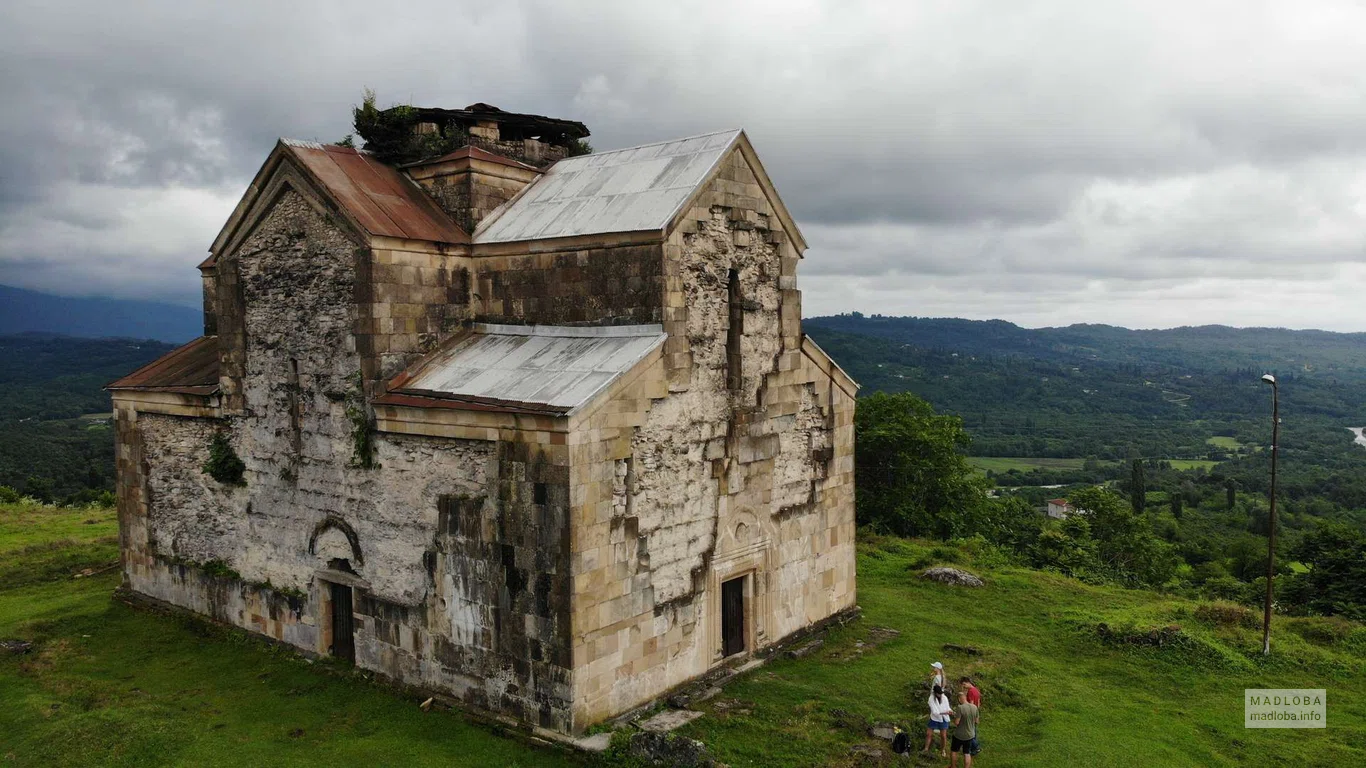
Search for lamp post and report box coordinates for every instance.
[1260,373,1279,656]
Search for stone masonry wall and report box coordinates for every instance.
[566,147,857,727]
[123,184,575,729]
[412,163,535,235]
[216,187,361,413]
[473,244,665,326]
[360,245,474,385]
[465,136,568,168]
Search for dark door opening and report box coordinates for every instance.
[330,582,355,663]
[721,576,746,657]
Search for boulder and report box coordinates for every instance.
[920,567,985,587]
[1,639,33,655]
[868,722,898,740]
[627,731,718,767]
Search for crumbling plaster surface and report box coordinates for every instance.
[569,150,855,727]
[214,189,488,605]
[128,182,574,729]
[140,413,243,565]
[771,382,830,514]
[625,205,786,606]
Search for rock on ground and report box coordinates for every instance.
[627,731,718,767]
[868,722,897,740]
[920,567,985,587]
[638,709,706,733]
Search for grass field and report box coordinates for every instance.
[1166,459,1220,471]
[965,457,1089,473]
[1206,436,1243,450]
[4,501,1364,766]
[968,456,1220,475]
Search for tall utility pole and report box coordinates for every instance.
[1260,374,1279,656]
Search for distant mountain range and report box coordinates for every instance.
[804,313,1366,462]
[0,285,201,343]
[806,313,1366,381]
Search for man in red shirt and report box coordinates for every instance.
[959,676,982,707]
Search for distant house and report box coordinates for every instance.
[1046,498,1075,519]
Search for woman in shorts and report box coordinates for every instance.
[923,683,952,756]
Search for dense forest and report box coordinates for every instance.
[0,334,175,502]
[814,315,1366,619]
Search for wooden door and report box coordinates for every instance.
[330,582,355,663]
[722,576,745,657]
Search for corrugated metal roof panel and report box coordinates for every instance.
[475,129,741,243]
[390,323,664,414]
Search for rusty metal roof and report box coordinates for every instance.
[280,139,469,244]
[383,323,664,415]
[474,130,741,244]
[107,336,219,395]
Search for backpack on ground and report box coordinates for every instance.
[891,728,910,755]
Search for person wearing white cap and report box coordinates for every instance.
[929,661,947,693]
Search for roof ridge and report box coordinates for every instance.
[575,128,741,158]
[280,137,373,155]
[474,323,665,338]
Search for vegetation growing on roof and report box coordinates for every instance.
[566,137,593,157]
[351,89,468,165]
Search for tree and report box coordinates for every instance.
[1169,493,1183,519]
[1032,516,1100,578]
[1226,478,1237,510]
[1130,459,1146,514]
[1282,524,1366,620]
[854,391,989,538]
[1069,487,1177,587]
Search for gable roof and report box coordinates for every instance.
[474,130,742,244]
[279,140,469,244]
[379,323,665,415]
[107,336,220,396]
[206,140,469,266]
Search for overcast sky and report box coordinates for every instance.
[3,0,1366,330]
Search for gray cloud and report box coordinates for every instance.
[3,0,1366,330]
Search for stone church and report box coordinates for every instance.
[109,103,858,733]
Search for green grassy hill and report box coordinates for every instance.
[3,502,1362,766]
[680,536,1365,765]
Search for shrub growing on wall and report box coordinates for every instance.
[203,431,246,486]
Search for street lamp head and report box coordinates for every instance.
[1261,374,1276,385]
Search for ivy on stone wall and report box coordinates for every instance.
[200,558,243,580]
[203,431,246,486]
[345,371,379,469]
